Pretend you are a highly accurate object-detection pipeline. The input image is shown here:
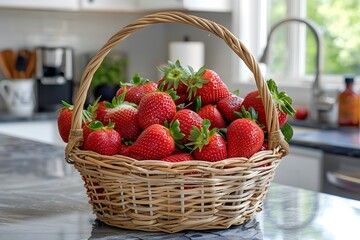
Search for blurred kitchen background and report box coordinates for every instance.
[1,0,358,119]
[0,0,234,114]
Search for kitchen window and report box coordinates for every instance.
[233,0,360,87]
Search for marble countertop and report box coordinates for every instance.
[291,126,360,157]
[0,111,57,123]
[1,134,360,240]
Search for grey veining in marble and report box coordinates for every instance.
[1,134,360,240]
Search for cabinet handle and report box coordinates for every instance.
[326,171,360,194]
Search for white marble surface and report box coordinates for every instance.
[1,134,360,240]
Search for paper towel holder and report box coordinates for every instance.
[169,37,205,71]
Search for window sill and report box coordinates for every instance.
[228,76,342,109]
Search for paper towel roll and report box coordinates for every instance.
[169,41,205,71]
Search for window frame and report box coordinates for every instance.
[231,0,345,89]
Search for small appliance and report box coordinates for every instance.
[35,47,73,112]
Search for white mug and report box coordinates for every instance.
[0,79,36,117]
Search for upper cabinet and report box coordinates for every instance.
[0,0,231,12]
[137,0,231,12]
[0,0,79,11]
[80,0,137,12]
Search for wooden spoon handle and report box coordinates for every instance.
[0,52,12,79]
[2,49,17,79]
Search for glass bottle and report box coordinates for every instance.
[338,76,360,127]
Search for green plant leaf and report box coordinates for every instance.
[91,55,128,89]
[281,123,294,142]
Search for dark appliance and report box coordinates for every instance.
[35,47,73,112]
[322,153,360,201]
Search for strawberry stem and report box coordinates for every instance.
[186,119,216,152]
[235,106,258,121]
[235,106,265,129]
[185,65,208,100]
[104,88,137,109]
[168,119,185,149]
[120,73,150,87]
[267,79,296,116]
[58,100,94,124]
[88,120,115,131]
[158,60,189,90]
[87,96,101,114]
[59,100,73,111]
[192,96,202,112]
[164,89,180,102]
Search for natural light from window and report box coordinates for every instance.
[267,0,360,84]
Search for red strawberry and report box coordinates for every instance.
[173,146,187,154]
[94,101,109,124]
[119,144,144,159]
[116,74,157,105]
[57,101,73,143]
[128,121,184,160]
[227,107,264,158]
[174,92,188,105]
[83,121,121,156]
[57,100,94,143]
[217,94,244,122]
[104,92,141,142]
[172,109,203,144]
[197,105,226,130]
[115,85,131,98]
[260,143,269,151]
[138,91,177,130]
[241,79,295,128]
[187,67,230,105]
[186,120,227,162]
[82,121,94,146]
[119,144,132,156]
[294,107,308,120]
[161,153,194,162]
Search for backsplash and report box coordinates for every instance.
[0,9,232,111]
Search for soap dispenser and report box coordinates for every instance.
[338,76,359,127]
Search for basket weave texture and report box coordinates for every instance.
[65,11,289,233]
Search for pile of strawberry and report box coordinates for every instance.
[58,60,295,162]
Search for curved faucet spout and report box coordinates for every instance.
[259,17,326,123]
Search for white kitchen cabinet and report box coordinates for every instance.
[138,0,231,12]
[0,0,79,11]
[273,146,323,192]
[81,0,231,12]
[0,120,65,147]
[80,0,137,12]
[0,0,231,12]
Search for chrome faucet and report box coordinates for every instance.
[259,17,336,124]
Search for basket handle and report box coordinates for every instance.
[65,11,289,162]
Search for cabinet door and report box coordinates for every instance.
[138,0,231,12]
[273,146,323,191]
[0,0,79,10]
[80,0,137,11]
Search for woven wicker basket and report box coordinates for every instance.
[65,11,290,233]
